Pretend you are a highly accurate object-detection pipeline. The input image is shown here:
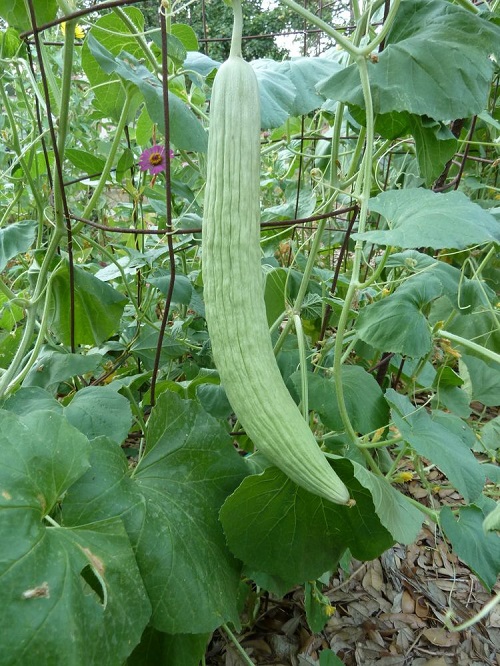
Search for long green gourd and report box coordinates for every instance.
[202,0,351,506]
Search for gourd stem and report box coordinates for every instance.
[293,314,309,420]
[229,0,243,58]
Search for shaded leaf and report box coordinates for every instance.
[461,354,500,407]
[264,267,288,327]
[50,262,127,346]
[63,394,248,634]
[128,627,209,666]
[386,391,485,502]
[407,116,458,186]
[220,462,393,586]
[64,386,133,444]
[441,506,500,590]
[304,581,334,633]
[0,220,36,272]
[130,326,188,370]
[22,351,103,392]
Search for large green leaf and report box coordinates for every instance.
[0,0,56,31]
[355,273,443,357]
[0,411,151,666]
[0,220,36,272]
[220,462,394,586]
[289,366,389,434]
[252,57,342,121]
[354,189,500,249]
[2,386,62,415]
[386,391,485,502]
[62,394,248,634]
[64,386,133,444]
[252,59,296,129]
[317,0,500,121]
[441,506,500,590]
[49,262,127,346]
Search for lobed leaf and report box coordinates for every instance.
[63,393,248,634]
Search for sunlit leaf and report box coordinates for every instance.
[354,189,500,249]
[317,0,500,121]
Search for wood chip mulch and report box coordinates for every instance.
[207,524,499,666]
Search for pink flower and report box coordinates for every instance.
[139,145,174,174]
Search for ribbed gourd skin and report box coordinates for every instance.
[202,54,350,506]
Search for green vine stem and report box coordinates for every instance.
[113,6,160,73]
[273,218,331,357]
[221,624,254,666]
[385,443,409,478]
[404,494,439,522]
[4,277,55,391]
[0,278,17,301]
[279,0,366,56]
[332,54,375,448]
[280,0,401,57]
[0,84,45,220]
[437,329,500,365]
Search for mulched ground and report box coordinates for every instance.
[206,484,499,665]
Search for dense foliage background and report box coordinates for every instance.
[0,0,499,664]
